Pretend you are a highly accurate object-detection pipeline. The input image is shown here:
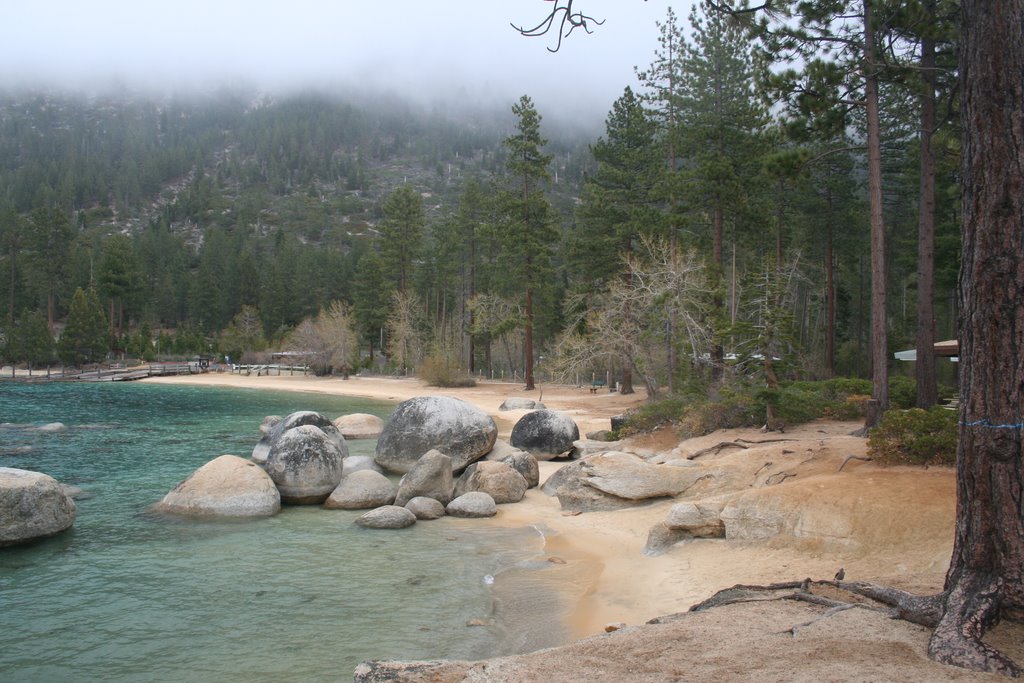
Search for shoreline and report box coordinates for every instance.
[140,372,956,649]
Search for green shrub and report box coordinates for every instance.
[867,407,958,466]
[888,374,918,409]
[418,355,477,388]
[619,397,687,435]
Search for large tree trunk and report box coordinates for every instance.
[915,0,939,408]
[524,287,535,390]
[863,0,889,428]
[711,205,725,384]
[825,186,835,378]
[927,1,1024,675]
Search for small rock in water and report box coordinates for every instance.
[547,556,567,565]
[466,618,494,627]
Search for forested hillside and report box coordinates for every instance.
[0,2,960,402]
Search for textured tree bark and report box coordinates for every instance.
[915,0,938,409]
[863,0,889,428]
[524,286,535,390]
[928,1,1024,675]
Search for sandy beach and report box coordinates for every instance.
[141,372,1024,681]
[144,372,953,640]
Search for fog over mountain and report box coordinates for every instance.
[1,1,680,126]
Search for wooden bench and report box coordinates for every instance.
[590,379,607,394]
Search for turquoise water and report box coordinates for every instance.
[0,382,558,682]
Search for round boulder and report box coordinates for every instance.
[324,470,396,510]
[501,451,540,488]
[375,396,497,474]
[509,410,580,460]
[264,425,345,504]
[334,413,385,440]
[405,496,446,520]
[394,450,454,507]
[0,468,76,546]
[252,411,348,466]
[454,461,528,504]
[446,491,497,518]
[153,455,280,518]
[354,505,417,529]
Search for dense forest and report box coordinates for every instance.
[0,1,960,408]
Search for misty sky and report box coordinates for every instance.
[1,1,690,123]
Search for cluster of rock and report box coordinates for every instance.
[0,467,77,546]
[153,396,582,531]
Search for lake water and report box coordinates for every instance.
[0,382,564,681]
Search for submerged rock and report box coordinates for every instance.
[0,467,76,546]
[375,396,497,474]
[324,470,396,510]
[405,496,446,520]
[354,505,417,529]
[153,455,280,518]
[446,491,497,518]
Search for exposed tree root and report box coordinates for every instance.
[838,455,872,472]
[929,573,1022,677]
[689,576,1021,677]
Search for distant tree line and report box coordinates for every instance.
[0,2,959,413]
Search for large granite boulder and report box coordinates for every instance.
[153,455,281,518]
[264,424,345,504]
[446,492,497,518]
[0,468,76,546]
[541,452,708,513]
[334,413,385,440]
[394,450,455,507]
[355,505,417,529]
[324,470,396,510]
[252,411,349,466]
[405,496,446,520]
[510,410,579,460]
[375,396,497,474]
[454,461,529,504]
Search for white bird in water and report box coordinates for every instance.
[483,574,495,585]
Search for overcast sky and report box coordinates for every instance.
[1,1,690,124]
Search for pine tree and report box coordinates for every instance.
[501,95,555,391]
[9,310,53,374]
[378,185,424,295]
[58,287,108,366]
[573,87,660,394]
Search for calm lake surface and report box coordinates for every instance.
[0,381,560,682]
